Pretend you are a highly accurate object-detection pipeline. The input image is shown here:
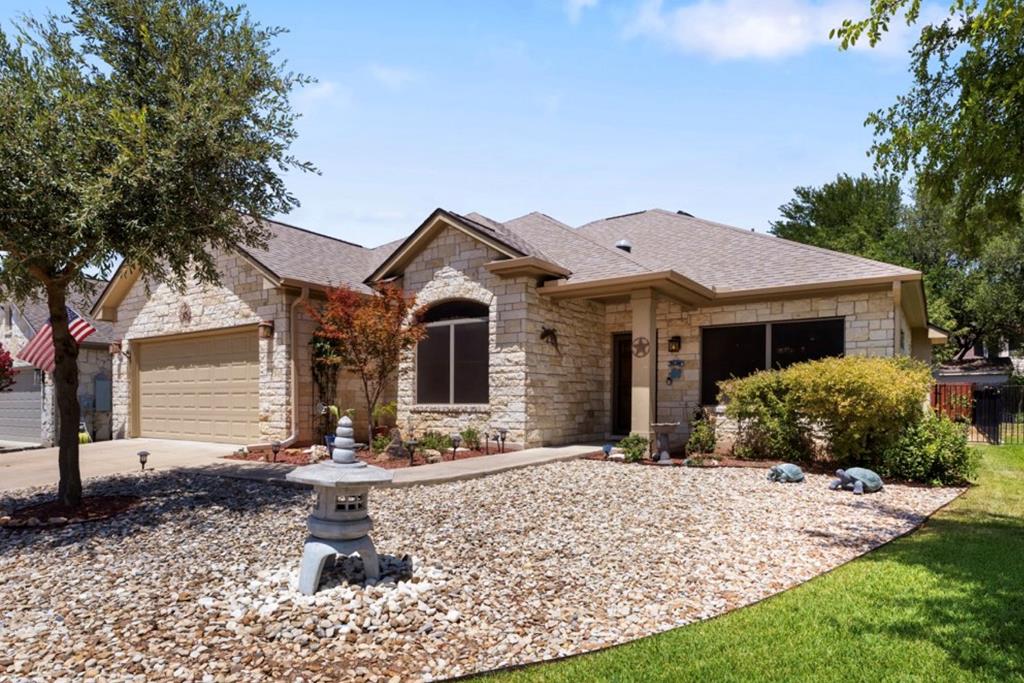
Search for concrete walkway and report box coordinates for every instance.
[0,440,599,494]
[0,438,238,492]
[182,444,600,489]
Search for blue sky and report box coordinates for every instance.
[2,0,930,248]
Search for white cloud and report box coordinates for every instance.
[294,80,352,114]
[626,0,934,60]
[368,64,414,91]
[566,0,599,24]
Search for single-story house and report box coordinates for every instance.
[0,280,114,445]
[92,208,943,450]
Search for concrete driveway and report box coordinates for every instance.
[0,438,239,493]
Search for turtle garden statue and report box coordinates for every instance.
[767,463,805,483]
[829,467,883,495]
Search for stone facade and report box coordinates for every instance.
[109,250,291,442]
[393,222,909,450]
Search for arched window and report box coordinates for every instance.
[417,300,489,404]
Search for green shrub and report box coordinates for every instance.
[418,431,452,452]
[720,370,812,462]
[372,400,397,426]
[686,409,718,455]
[880,413,978,485]
[617,433,650,463]
[459,426,481,450]
[371,434,391,454]
[720,356,934,471]
[785,356,933,466]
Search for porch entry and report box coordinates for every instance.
[612,333,632,435]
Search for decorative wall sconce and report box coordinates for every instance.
[108,341,130,360]
[258,320,275,339]
[668,336,682,353]
[540,327,560,353]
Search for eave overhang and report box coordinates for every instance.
[485,256,571,279]
[538,270,715,308]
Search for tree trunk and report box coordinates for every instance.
[46,284,83,508]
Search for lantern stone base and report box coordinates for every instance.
[298,535,381,595]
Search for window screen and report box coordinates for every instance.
[416,325,450,403]
[701,324,767,405]
[771,318,844,369]
[416,301,489,404]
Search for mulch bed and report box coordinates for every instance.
[1,495,140,529]
[223,445,520,469]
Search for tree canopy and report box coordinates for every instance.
[0,0,312,505]
[834,0,1024,253]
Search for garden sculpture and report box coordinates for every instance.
[767,463,805,483]
[829,467,883,495]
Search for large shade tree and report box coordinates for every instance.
[0,0,313,506]
[834,0,1024,253]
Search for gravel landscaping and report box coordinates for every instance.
[0,461,962,682]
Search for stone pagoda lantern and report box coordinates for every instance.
[287,413,394,595]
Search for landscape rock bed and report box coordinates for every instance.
[0,462,961,681]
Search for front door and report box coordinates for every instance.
[612,333,632,435]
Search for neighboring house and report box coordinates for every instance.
[91,220,401,445]
[0,280,114,445]
[934,357,1016,387]
[93,208,942,450]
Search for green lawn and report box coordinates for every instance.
[481,446,1024,683]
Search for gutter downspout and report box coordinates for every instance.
[247,285,309,452]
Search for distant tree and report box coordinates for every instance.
[770,173,905,263]
[0,344,14,392]
[834,0,1024,252]
[309,285,425,442]
[0,0,313,507]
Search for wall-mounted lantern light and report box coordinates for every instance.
[258,320,275,339]
[109,340,130,359]
[668,336,682,353]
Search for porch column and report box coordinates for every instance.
[630,289,657,437]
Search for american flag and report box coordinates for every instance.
[16,307,97,373]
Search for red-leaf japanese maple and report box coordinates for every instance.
[309,284,424,439]
[0,343,14,392]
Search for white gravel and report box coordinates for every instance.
[0,461,961,681]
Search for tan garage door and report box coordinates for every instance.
[137,330,259,443]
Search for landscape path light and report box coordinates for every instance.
[137,450,149,471]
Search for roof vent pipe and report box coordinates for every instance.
[615,239,633,253]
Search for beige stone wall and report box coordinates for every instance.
[109,251,291,443]
[396,225,529,445]
[78,346,113,441]
[524,291,607,445]
[604,287,899,448]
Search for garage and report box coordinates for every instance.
[0,368,43,443]
[136,329,260,443]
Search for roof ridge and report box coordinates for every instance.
[259,215,367,250]
[509,211,652,273]
[645,208,919,275]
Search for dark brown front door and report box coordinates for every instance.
[612,333,632,435]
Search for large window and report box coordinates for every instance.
[700,318,844,405]
[416,300,489,404]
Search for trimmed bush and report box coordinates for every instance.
[418,431,452,452]
[617,433,650,463]
[720,356,944,481]
[880,413,978,485]
[783,356,933,466]
[720,370,812,463]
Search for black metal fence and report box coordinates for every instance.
[931,383,1024,445]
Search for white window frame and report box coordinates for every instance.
[417,316,489,405]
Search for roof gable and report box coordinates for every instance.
[366,208,536,283]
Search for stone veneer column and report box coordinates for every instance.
[630,289,657,437]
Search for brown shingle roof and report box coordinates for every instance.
[500,212,648,282]
[576,208,918,292]
[238,217,382,293]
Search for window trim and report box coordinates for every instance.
[699,316,846,406]
[416,315,490,406]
